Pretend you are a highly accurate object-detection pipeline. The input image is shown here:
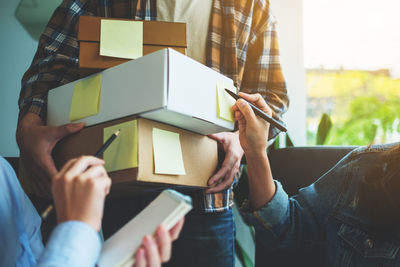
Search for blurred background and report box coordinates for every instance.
[0,0,399,157]
[304,0,400,146]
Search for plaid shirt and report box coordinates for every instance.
[19,0,288,212]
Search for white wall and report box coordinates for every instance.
[271,0,307,146]
[0,1,38,156]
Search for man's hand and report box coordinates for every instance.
[232,93,271,156]
[52,156,112,231]
[206,131,244,193]
[134,218,185,267]
[16,112,85,197]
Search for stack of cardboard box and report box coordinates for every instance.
[50,16,236,188]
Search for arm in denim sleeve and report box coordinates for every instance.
[37,221,101,267]
[18,0,94,123]
[241,151,354,257]
[0,157,44,266]
[240,7,289,140]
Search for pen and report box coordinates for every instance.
[225,89,287,132]
[41,129,120,220]
[95,129,120,157]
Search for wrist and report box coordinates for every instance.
[16,113,42,145]
[18,113,43,133]
[57,215,100,232]
[244,148,268,161]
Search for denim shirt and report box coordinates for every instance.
[0,156,101,267]
[241,143,400,266]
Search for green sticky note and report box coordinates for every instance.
[100,19,143,59]
[152,128,186,175]
[69,74,102,121]
[104,120,138,172]
[216,80,236,122]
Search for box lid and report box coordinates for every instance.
[48,49,235,135]
[78,16,187,47]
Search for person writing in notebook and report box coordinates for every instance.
[16,1,288,266]
[233,92,400,266]
[0,155,183,267]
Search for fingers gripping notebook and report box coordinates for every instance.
[98,190,192,267]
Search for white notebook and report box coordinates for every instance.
[98,190,192,267]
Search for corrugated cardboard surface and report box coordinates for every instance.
[79,42,186,69]
[53,117,218,188]
[78,16,186,69]
[78,16,187,46]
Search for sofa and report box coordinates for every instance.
[253,146,356,266]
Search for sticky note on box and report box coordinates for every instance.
[69,74,102,121]
[100,20,143,60]
[216,80,237,122]
[103,120,138,172]
[152,128,186,175]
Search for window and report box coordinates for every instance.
[304,0,400,145]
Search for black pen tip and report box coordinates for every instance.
[224,88,237,99]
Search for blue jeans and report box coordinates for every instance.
[103,193,235,267]
[164,209,235,267]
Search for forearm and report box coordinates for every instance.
[17,113,43,137]
[37,221,101,267]
[19,64,79,124]
[18,0,87,123]
[16,112,44,161]
[245,150,276,210]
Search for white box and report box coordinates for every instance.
[47,49,235,134]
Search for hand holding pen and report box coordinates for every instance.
[41,130,120,221]
[232,92,278,211]
[232,92,274,156]
[225,89,287,132]
[51,156,111,231]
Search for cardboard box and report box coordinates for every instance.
[47,48,236,135]
[78,16,187,69]
[53,117,218,188]
[79,42,186,69]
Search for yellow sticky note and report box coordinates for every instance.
[69,74,102,121]
[100,19,143,59]
[152,128,186,175]
[216,80,236,122]
[104,120,138,172]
